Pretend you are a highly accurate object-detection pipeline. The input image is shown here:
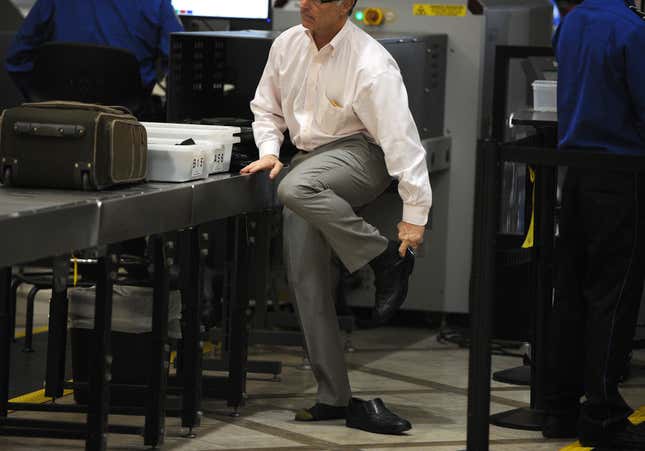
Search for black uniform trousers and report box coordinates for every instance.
[546,167,645,442]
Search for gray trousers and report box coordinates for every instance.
[278,134,391,406]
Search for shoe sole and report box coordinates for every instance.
[346,419,411,435]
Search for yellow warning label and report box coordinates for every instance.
[413,4,467,16]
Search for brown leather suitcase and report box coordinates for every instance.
[0,101,147,190]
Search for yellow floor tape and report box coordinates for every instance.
[13,326,49,340]
[169,340,217,365]
[9,388,74,405]
[561,406,645,450]
[8,326,54,411]
[561,442,593,451]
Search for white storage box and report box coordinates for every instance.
[144,124,240,174]
[69,285,182,338]
[147,141,211,182]
[142,121,241,134]
[532,80,557,112]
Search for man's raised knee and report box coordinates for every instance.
[277,178,300,208]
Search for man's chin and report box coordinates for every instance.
[301,16,314,29]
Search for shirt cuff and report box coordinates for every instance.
[402,204,429,226]
[258,141,281,159]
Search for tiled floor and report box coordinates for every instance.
[5,291,645,450]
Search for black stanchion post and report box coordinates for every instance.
[467,139,500,451]
[531,164,556,412]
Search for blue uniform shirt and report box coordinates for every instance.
[5,0,183,89]
[555,0,645,155]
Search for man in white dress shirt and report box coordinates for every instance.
[241,0,431,434]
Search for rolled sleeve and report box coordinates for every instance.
[402,204,430,226]
[258,140,281,159]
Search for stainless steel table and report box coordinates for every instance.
[0,173,278,266]
[0,172,278,451]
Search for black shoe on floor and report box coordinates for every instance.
[369,241,415,324]
[345,398,411,435]
[294,403,346,421]
[542,411,579,439]
[581,422,645,450]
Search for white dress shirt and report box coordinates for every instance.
[250,20,432,226]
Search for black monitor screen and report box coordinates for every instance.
[172,0,270,19]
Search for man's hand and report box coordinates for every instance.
[240,155,284,180]
[397,221,426,257]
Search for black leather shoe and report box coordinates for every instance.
[346,398,411,435]
[369,241,415,324]
[294,403,346,421]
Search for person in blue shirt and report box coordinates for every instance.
[4,0,183,97]
[544,0,645,448]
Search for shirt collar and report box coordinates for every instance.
[302,18,352,54]
[327,19,352,52]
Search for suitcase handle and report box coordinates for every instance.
[21,101,133,117]
[13,122,86,138]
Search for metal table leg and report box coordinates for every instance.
[86,248,116,451]
[45,256,70,399]
[144,234,170,447]
[179,228,203,433]
[467,140,500,451]
[9,277,21,342]
[251,212,270,330]
[0,267,12,419]
[23,285,37,352]
[226,216,250,411]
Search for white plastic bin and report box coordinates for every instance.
[144,125,240,174]
[532,80,557,112]
[147,142,212,182]
[142,122,241,135]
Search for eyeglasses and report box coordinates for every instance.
[306,0,342,5]
[302,0,357,7]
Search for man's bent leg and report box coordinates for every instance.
[283,207,351,406]
[278,135,391,274]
